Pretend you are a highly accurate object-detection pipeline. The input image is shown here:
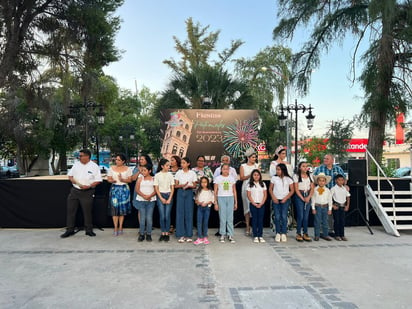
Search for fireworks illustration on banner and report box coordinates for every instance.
[222,119,259,158]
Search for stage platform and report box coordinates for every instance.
[1,175,409,229]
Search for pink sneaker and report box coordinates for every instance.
[203,237,210,244]
[193,238,204,245]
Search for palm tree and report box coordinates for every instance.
[273,0,412,163]
[159,66,256,111]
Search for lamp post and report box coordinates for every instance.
[261,66,293,162]
[278,99,315,167]
[119,133,135,161]
[67,101,105,165]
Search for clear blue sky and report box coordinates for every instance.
[104,0,372,137]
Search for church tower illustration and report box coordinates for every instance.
[161,111,193,158]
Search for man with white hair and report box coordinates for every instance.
[213,155,238,180]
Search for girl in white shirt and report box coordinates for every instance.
[214,164,238,243]
[135,164,156,242]
[246,169,267,243]
[269,163,294,243]
[194,176,215,245]
[174,157,197,243]
[154,158,175,242]
[293,162,314,242]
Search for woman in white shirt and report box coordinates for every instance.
[107,154,132,236]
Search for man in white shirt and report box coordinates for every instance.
[213,155,238,180]
[61,149,102,238]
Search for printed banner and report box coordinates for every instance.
[160,109,259,168]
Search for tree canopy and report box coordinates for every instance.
[273,0,412,163]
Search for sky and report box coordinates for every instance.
[104,0,374,138]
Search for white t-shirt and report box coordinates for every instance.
[330,185,351,204]
[68,160,102,189]
[292,174,314,192]
[174,169,197,186]
[196,189,215,207]
[214,175,236,197]
[246,182,267,204]
[108,167,132,185]
[136,177,156,202]
[154,171,175,193]
[269,160,293,178]
[270,175,293,199]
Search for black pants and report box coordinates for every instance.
[66,187,95,232]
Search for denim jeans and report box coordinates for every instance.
[197,206,211,238]
[250,203,265,237]
[294,193,311,235]
[333,207,346,237]
[157,192,172,233]
[176,189,194,238]
[314,206,329,237]
[218,196,235,236]
[137,201,155,235]
[272,200,290,234]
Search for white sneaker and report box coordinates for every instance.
[253,237,259,243]
[229,236,236,243]
[281,234,287,242]
[259,237,266,243]
[219,236,225,243]
[275,233,281,242]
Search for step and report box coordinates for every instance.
[383,207,412,212]
[374,191,412,195]
[378,198,412,204]
[394,225,412,230]
[389,216,412,220]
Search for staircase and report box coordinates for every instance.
[365,149,412,237]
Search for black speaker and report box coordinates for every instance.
[348,159,367,186]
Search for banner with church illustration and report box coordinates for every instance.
[160,109,259,169]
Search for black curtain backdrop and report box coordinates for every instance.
[1,178,409,229]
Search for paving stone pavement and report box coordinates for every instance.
[0,226,411,309]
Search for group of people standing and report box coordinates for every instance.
[61,147,350,244]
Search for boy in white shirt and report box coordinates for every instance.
[311,173,333,241]
[330,174,351,241]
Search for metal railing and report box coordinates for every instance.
[365,149,397,227]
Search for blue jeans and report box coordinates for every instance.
[176,189,194,238]
[137,201,155,235]
[250,203,265,237]
[314,206,329,237]
[272,200,290,234]
[197,206,211,238]
[218,196,235,236]
[157,192,172,233]
[333,207,346,237]
[294,193,311,235]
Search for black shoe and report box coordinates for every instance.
[85,231,96,237]
[164,235,170,242]
[146,235,152,242]
[138,234,145,242]
[60,230,75,238]
[215,231,221,237]
[159,235,164,242]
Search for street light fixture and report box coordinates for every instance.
[67,101,105,166]
[279,99,315,167]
